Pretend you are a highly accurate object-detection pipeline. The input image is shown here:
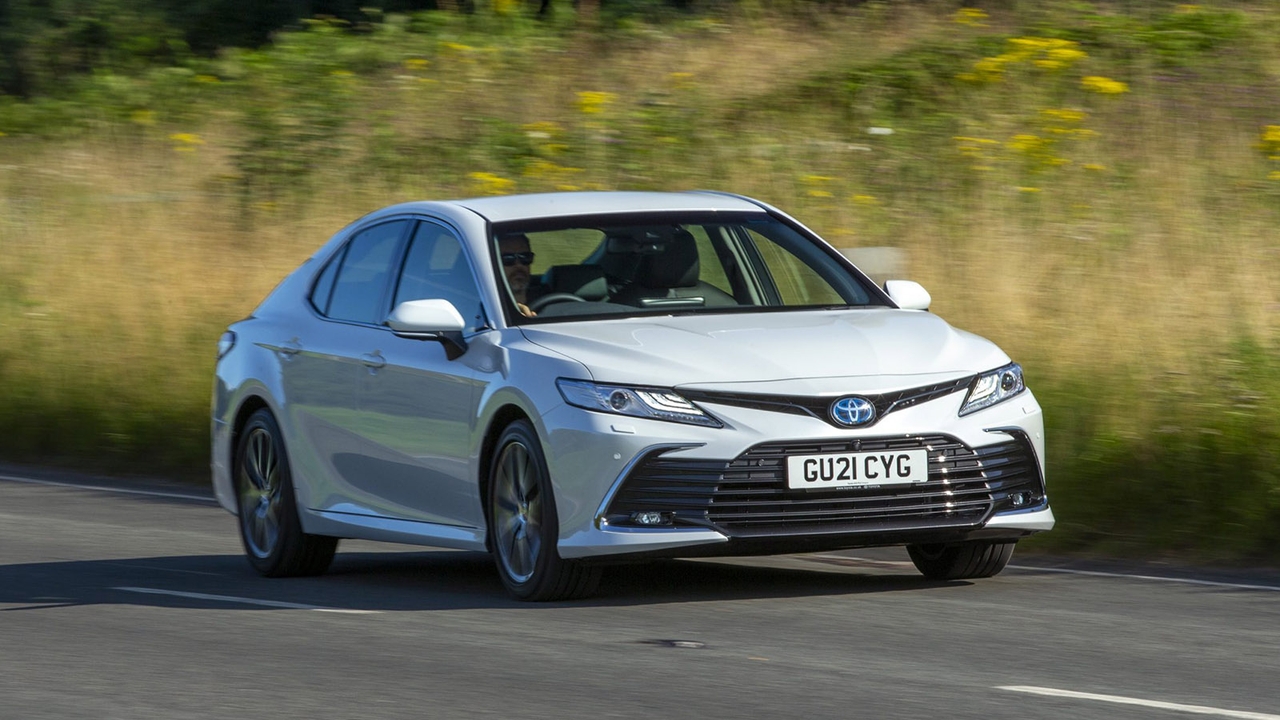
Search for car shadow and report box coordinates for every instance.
[0,550,970,613]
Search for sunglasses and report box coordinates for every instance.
[501,251,536,267]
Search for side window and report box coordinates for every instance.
[309,251,342,314]
[744,228,845,306]
[327,220,409,324]
[393,221,485,332]
[686,225,733,296]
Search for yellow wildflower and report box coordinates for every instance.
[469,171,515,196]
[169,133,205,152]
[1269,171,1280,180]
[522,121,563,139]
[131,109,156,126]
[523,159,583,181]
[962,38,1086,83]
[576,91,617,115]
[1041,108,1086,123]
[1259,126,1280,155]
[1046,46,1087,64]
[953,8,988,26]
[1082,76,1130,94]
[851,194,879,205]
[194,74,220,84]
[442,41,474,52]
[1018,186,1042,193]
[1007,134,1047,153]
[403,58,430,71]
[1083,163,1107,172]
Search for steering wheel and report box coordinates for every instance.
[529,292,588,313]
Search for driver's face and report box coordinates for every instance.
[500,236,532,296]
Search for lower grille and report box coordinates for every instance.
[603,433,1043,537]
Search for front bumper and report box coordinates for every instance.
[549,386,1052,560]
[559,505,1054,560]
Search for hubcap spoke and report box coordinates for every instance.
[240,427,283,559]
[494,440,543,584]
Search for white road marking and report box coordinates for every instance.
[113,587,381,615]
[0,474,214,503]
[117,563,227,577]
[1006,565,1280,592]
[997,686,1280,720]
[810,555,1280,592]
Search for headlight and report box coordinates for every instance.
[959,363,1025,416]
[556,379,721,427]
[216,331,237,361]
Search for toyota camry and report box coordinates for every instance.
[211,191,1053,600]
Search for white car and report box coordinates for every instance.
[211,191,1053,600]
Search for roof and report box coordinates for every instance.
[448,191,768,223]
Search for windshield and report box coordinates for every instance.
[490,211,886,322]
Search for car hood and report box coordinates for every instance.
[519,309,1010,394]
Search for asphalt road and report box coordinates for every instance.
[3,468,1280,720]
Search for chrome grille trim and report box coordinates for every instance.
[680,375,976,429]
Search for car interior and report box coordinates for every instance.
[520,223,749,317]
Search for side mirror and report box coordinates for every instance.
[387,299,468,358]
[883,280,931,311]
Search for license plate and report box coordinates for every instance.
[786,449,929,490]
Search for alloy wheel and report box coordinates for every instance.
[239,426,282,559]
[492,441,543,583]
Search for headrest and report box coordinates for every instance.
[638,229,699,289]
[541,264,609,301]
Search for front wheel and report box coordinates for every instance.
[235,408,338,577]
[488,420,601,601]
[907,540,1016,580]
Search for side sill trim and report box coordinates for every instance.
[306,509,487,551]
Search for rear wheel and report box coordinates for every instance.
[235,408,338,577]
[488,420,601,601]
[907,540,1016,580]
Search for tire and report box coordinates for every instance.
[487,420,601,601]
[234,408,338,577]
[907,540,1016,580]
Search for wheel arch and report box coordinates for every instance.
[217,392,278,515]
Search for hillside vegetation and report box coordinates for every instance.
[1,1,1278,560]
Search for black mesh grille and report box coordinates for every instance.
[604,433,1043,537]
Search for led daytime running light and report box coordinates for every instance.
[959,363,1025,416]
[556,379,721,427]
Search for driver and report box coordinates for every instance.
[498,232,537,317]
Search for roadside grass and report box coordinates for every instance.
[0,2,1278,557]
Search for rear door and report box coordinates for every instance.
[284,218,413,517]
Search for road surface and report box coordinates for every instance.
[2,467,1279,720]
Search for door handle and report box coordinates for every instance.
[279,339,302,357]
[360,351,386,370]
